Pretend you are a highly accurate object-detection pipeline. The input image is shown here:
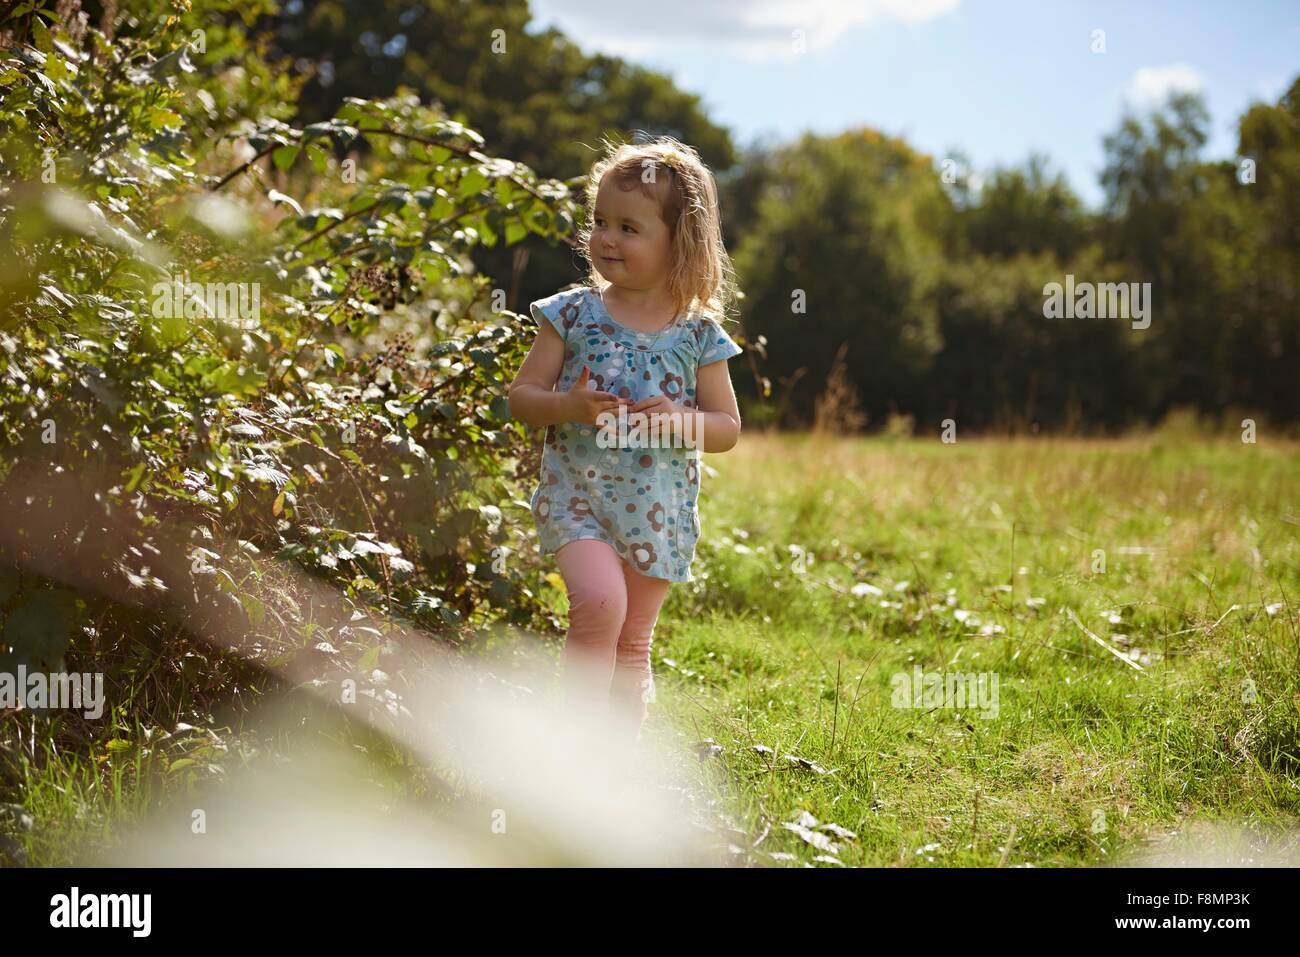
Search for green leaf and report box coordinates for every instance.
[148,106,183,130]
[124,461,147,493]
[0,589,79,672]
[330,124,359,149]
[457,169,488,198]
[44,49,67,84]
[306,143,328,174]
[206,362,264,397]
[321,343,346,368]
[333,101,363,123]
[239,592,266,626]
[31,17,53,53]
[272,145,301,171]
[374,189,410,215]
[357,643,382,671]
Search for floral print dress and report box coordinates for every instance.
[527,286,744,582]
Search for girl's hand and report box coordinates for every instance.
[628,394,685,418]
[628,394,696,446]
[564,365,630,426]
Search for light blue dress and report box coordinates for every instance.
[527,285,744,582]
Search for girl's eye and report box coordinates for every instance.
[622,225,636,233]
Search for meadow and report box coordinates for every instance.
[5,430,1298,868]
[646,430,1300,866]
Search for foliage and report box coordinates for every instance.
[960,153,1088,262]
[260,0,738,311]
[0,0,575,762]
[724,84,1300,432]
[729,129,950,427]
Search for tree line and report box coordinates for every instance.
[260,0,1298,433]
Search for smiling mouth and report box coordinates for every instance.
[600,255,623,262]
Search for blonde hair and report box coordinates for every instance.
[577,135,738,326]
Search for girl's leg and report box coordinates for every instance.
[554,539,628,720]
[609,563,672,746]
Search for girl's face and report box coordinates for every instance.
[588,175,674,293]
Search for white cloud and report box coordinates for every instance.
[530,0,961,63]
[1127,64,1205,105]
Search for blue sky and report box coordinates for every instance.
[528,0,1300,209]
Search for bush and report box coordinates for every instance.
[0,2,577,759]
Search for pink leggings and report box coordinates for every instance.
[554,539,672,746]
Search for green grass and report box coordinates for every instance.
[5,432,1298,866]
[653,431,1300,866]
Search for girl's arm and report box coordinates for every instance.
[507,321,571,427]
[627,357,742,452]
[507,321,623,428]
[690,357,742,453]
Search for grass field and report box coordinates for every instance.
[650,431,1300,866]
[5,432,1298,867]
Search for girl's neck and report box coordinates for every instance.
[598,286,681,335]
[603,282,673,312]
[598,287,681,335]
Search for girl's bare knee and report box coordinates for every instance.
[569,588,627,636]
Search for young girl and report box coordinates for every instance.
[507,137,744,754]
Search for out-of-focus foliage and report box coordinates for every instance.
[0,0,576,757]
[961,153,1089,263]
[725,85,1300,432]
[729,130,951,425]
[260,0,737,311]
[267,0,736,179]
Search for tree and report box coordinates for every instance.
[730,129,950,426]
[961,153,1089,262]
[1098,91,1227,417]
[1230,77,1300,424]
[261,0,737,310]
